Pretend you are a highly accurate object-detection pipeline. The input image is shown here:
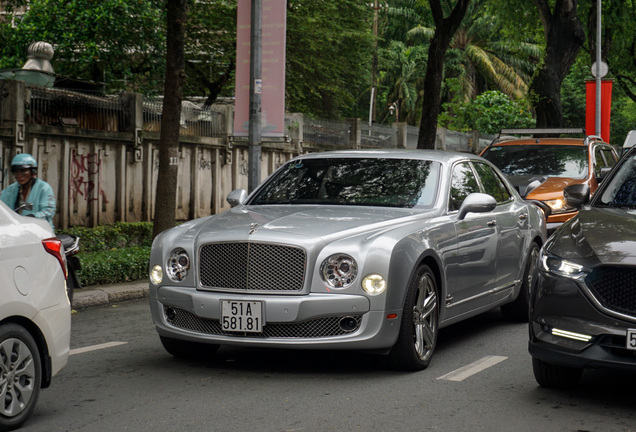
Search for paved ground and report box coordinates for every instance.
[72,280,149,310]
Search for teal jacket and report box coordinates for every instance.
[0,178,56,228]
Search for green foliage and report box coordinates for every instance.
[58,222,154,252]
[57,222,153,287]
[285,0,374,119]
[0,0,166,93]
[76,246,150,287]
[440,89,534,134]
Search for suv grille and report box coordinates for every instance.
[585,266,636,318]
[164,306,362,338]
[199,242,306,291]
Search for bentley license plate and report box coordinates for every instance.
[221,300,263,333]
[627,329,636,350]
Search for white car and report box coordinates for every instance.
[0,201,70,430]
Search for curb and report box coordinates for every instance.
[72,280,149,310]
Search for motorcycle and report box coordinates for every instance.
[15,202,81,304]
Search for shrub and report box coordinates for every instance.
[57,222,153,287]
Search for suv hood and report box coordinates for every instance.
[549,207,636,265]
[507,175,582,199]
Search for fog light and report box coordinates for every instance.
[551,328,592,342]
[362,274,386,295]
[150,265,163,285]
[339,317,358,332]
[165,307,176,322]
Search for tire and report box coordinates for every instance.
[0,324,42,432]
[501,242,540,322]
[160,336,220,359]
[387,265,439,371]
[532,357,582,389]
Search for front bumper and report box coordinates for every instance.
[529,271,636,371]
[150,285,402,350]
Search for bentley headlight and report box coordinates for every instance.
[320,254,358,288]
[362,274,386,295]
[540,252,587,279]
[150,265,163,285]
[166,248,190,282]
[543,198,575,215]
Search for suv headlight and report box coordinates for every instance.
[320,254,358,288]
[540,251,587,279]
[543,198,576,215]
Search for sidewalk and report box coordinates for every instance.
[72,280,149,310]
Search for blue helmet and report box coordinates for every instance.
[11,153,37,172]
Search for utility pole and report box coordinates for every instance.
[369,0,379,126]
[248,0,262,192]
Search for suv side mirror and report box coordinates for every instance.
[596,166,612,182]
[563,184,590,208]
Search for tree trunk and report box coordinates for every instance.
[530,0,585,129]
[417,0,472,150]
[152,0,188,238]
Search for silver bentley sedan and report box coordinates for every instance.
[149,150,547,371]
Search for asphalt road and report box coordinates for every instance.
[21,299,636,432]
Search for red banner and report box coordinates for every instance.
[585,80,613,143]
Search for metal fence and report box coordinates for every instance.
[302,117,350,147]
[143,97,227,138]
[26,85,128,132]
[360,123,398,148]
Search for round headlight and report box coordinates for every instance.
[320,254,358,288]
[150,265,163,285]
[166,249,190,282]
[362,274,386,295]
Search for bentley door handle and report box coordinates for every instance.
[487,220,497,227]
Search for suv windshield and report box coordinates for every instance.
[250,158,440,208]
[597,152,636,209]
[482,144,588,179]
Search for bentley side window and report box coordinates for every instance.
[450,162,480,211]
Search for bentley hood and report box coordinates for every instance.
[160,205,427,248]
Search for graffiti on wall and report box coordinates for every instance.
[70,148,109,204]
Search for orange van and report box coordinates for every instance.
[480,128,618,233]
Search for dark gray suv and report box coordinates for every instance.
[529,146,636,389]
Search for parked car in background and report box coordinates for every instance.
[0,202,70,430]
[529,146,636,388]
[480,128,618,233]
[149,150,546,371]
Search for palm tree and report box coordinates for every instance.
[377,41,428,124]
[382,0,540,123]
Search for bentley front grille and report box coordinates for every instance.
[163,306,362,338]
[199,242,306,292]
[586,266,636,318]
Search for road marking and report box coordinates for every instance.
[70,341,128,356]
[437,355,508,381]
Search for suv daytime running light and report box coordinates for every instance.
[551,328,592,342]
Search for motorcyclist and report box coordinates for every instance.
[0,153,56,228]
